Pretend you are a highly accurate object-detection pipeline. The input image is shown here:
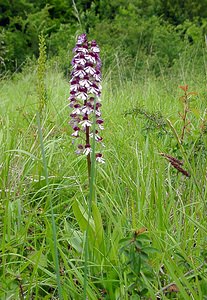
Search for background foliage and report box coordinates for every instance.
[0,0,207,74]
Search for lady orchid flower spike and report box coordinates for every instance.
[69,33,105,176]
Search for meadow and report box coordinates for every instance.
[0,52,207,299]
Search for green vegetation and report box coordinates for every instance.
[1,0,207,75]
[1,1,207,299]
[0,55,207,298]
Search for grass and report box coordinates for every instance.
[0,60,207,299]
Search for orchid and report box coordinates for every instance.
[69,33,104,177]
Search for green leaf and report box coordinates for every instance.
[119,237,132,244]
[64,220,83,253]
[139,251,149,261]
[140,287,148,296]
[27,251,48,268]
[136,234,150,242]
[92,202,105,254]
[72,199,95,233]
[134,240,142,249]
[142,246,159,255]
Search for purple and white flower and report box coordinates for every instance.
[75,144,84,155]
[69,33,104,163]
[96,153,105,164]
[80,116,92,128]
[83,144,92,156]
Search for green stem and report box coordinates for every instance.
[83,98,97,299]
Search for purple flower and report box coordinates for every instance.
[80,115,92,128]
[71,126,80,137]
[96,153,105,164]
[69,34,104,163]
[75,144,84,154]
[83,144,92,156]
[77,33,87,45]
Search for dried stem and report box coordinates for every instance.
[179,85,192,143]
[180,96,188,143]
[160,153,183,166]
[160,152,190,177]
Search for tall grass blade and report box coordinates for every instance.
[36,112,63,300]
